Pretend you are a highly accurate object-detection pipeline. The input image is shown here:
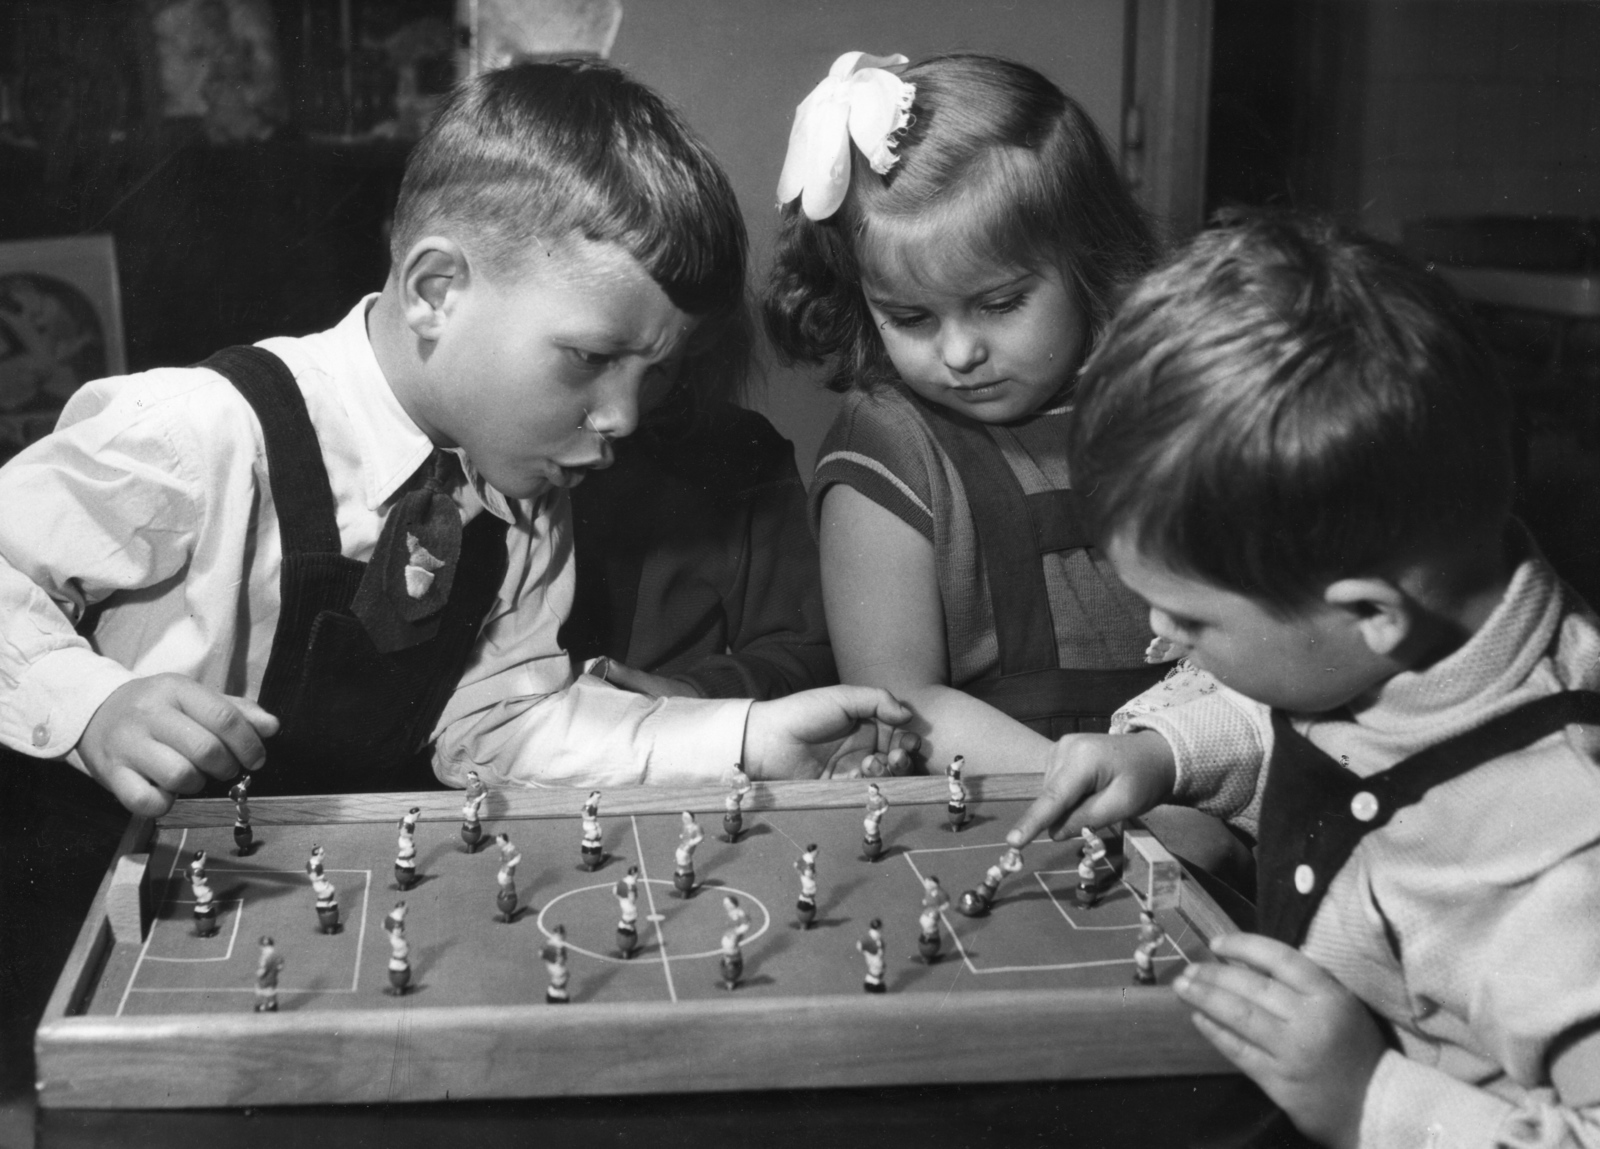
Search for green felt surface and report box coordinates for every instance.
[87,801,1209,1015]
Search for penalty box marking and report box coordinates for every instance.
[121,858,373,1011]
[901,839,1193,975]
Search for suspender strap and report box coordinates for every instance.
[1369,690,1600,804]
[1257,690,1600,947]
[196,346,341,557]
[1025,490,1095,553]
[918,401,1057,675]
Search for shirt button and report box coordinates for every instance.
[1294,864,1316,895]
[31,723,49,747]
[1350,791,1379,822]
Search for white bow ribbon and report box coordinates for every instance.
[776,51,916,221]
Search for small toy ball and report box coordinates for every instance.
[956,889,989,918]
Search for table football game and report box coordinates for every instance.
[35,775,1237,1110]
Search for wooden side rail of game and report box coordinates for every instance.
[35,776,1238,1110]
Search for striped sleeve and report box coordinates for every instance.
[808,389,937,543]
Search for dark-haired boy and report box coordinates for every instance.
[0,61,913,817]
[1009,213,1600,1147]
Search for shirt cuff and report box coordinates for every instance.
[1360,1050,1513,1149]
[1121,690,1266,820]
[639,696,751,785]
[0,645,135,758]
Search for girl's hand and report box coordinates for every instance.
[1006,729,1176,847]
[1174,932,1387,1149]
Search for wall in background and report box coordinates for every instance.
[611,0,1128,477]
[1356,0,1598,241]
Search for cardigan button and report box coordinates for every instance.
[1350,791,1379,822]
[1294,864,1315,895]
[30,723,48,747]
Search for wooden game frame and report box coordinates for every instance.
[35,776,1238,1109]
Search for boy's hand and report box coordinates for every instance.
[1175,932,1387,1149]
[743,686,919,780]
[78,674,280,817]
[1006,730,1176,847]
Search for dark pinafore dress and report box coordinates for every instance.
[192,347,509,795]
[915,400,1167,738]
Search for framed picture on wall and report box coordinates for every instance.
[0,234,126,461]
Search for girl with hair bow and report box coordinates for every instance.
[763,52,1253,888]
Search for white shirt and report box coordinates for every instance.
[0,298,748,787]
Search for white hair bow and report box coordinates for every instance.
[776,51,916,222]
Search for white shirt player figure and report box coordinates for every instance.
[460,770,488,850]
[862,783,890,860]
[673,811,704,896]
[614,865,641,957]
[857,919,887,993]
[494,832,522,922]
[945,756,970,830]
[580,791,605,870]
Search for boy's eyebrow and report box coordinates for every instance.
[553,323,688,359]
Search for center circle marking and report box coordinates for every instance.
[536,879,771,964]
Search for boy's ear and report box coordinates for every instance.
[397,237,471,341]
[1323,577,1412,658]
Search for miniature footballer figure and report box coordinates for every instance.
[190,863,218,938]
[1133,909,1165,986]
[542,925,571,1004]
[673,810,704,896]
[862,783,889,862]
[580,791,605,871]
[917,876,949,962]
[945,755,969,831]
[614,865,640,958]
[857,919,886,993]
[311,868,340,934]
[460,770,488,851]
[957,845,1024,918]
[394,806,420,890]
[253,936,283,1012]
[794,843,819,928]
[723,894,752,941]
[719,925,745,991]
[494,832,522,922]
[306,844,326,881]
[719,894,752,990]
[229,774,253,855]
[722,768,753,842]
[383,899,408,937]
[1076,827,1108,908]
[385,901,411,995]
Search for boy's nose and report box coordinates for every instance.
[1148,608,1189,650]
[585,375,642,441]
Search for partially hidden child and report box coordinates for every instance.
[764,51,1245,879]
[0,61,915,816]
[1009,212,1600,1148]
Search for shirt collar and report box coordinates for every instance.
[325,295,437,512]
[1359,522,1563,731]
[325,296,523,523]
